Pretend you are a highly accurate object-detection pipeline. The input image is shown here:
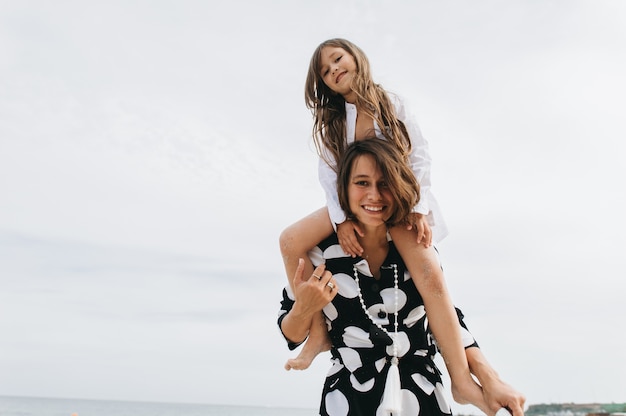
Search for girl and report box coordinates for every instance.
[279,38,480,407]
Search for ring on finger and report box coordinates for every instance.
[312,273,322,280]
[326,282,335,290]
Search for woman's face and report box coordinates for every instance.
[318,46,357,99]
[348,154,395,226]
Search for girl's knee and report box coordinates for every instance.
[280,209,333,256]
[279,226,298,255]
[279,223,312,256]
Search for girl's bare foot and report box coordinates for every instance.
[284,321,331,371]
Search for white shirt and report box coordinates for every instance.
[318,93,449,243]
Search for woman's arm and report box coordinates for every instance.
[466,347,526,416]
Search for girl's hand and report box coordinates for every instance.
[337,220,364,257]
[406,212,432,248]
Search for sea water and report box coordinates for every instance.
[0,396,318,416]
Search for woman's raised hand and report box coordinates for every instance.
[292,259,338,315]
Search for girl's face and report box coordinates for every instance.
[348,154,395,226]
[319,46,357,99]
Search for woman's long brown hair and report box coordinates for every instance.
[337,139,419,226]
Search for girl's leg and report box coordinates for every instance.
[279,207,335,370]
[389,226,490,413]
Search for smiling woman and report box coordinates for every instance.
[337,139,418,229]
[277,139,525,416]
[347,155,396,226]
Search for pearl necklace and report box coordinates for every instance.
[353,263,399,364]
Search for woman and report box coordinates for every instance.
[278,139,525,416]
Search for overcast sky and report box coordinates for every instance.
[1,0,625,413]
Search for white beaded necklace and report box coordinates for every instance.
[353,262,402,414]
[352,263,399,365]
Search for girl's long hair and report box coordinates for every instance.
[304,38,411,170]
[337,139,419,226]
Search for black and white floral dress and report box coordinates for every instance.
[278,234,478,416]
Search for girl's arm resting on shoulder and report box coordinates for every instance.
[318,156,364,255]
[318,155,346,227]
[392,93,432,215]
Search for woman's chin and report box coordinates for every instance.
[355,213,388,227]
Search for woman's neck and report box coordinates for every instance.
[358,223,387,245]
[355,222,389,279]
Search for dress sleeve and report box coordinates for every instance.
[392,94,433,216]
[277,286,306,350]
[318,149,346,228]
[429,306,479,352]
[456,307,479,349]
